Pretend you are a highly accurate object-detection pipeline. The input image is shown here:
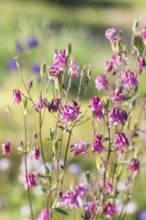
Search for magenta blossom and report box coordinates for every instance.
[34,98,47,111]
[37,208,49,220]
[70,140,89,156]
[60,190,80,209]
[24,173,37,190]
[128,159,140,173]
[141,26,146,43]
[137,55,146,74]
[104,202,117,218]
[31,146,40,160]
[95,74,108,92]
[69,58,81,78]
[109,107,128,125]
[113,132,129,153]
[2,141,11,155]
[105,59,113,73]
[105,28,121,43]
[110,88,124,103]
[84,201,96,216]
[13,89,21,104]
[75,184,88,198]
[100,179,113,194]
[122,70,138,88]
[48,98,60,112]
[92,134,104,153]
[61,101,80,123]
[89,96,104,120]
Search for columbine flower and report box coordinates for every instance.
[31,64,40,74]
[2,141,11,155]
[69,58,81,78]
[137,55,146,74]
[92,134,103,153]
[109,107,128,125]
[84,201,96,216]
[70,140,89,156]
[95,74,108,92]
[27,36,38,48]
[37,208,49,220]
[113,132,129,153]
[34,98,47,111]
[24,173,36,190]
[100,179,113,193]
[48,98,60,112]
[128,159,140,173]
[61,101,80,123]
[60,191,80,209]
[31,147,40,160]
[13,89,22,104]
[141,26,146,43]
[110,88,124,103]
[105,28,121,43]
[105,60,113,73]
[89,96,104,120]
[7,58,17,71]
[104,202,117,218]
[75,184,88,198]
[122,70,138,88]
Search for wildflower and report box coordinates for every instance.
[31,64,40,74]
[69,58,81,78]
[27,36,38,48]
[2,141,11,155]
[137,55,146,74]
[104,202,117,218]
[37,208,49,220]
[24,173,37,190]
[13,89,22,104]
[92,134,104,153]
[100,179,113,193]
[110,88,124,103]
[113,132,129,153]
[31,146,40,160]
[70,140,89,156]
[112,53,125,69]
[105,28,121,43]
[48,98,60,113]
[109,107,128,125]
[95,74,108,92]
[60,190,80,209]
[75,184,88,198]
[128,159,140,173]
[105,59,113,73]
[140,26,146,43]
[34,98,47,111]
[7,58,17,71]
[61,101,80,123]
[84,201,96,216]
[89,96,104,120]
[122,70,138,88]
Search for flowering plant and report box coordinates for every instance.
[2,20,146,220]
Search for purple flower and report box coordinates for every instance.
[137,55,146,74]
[110,88,124,103]
[84,201,96,215]
[112,53,125,69]
[139,211,146,220]
[27,36,38,48]
[2,141,11,155]
[24,173,37,190]
[141,26,146,43]
[105,28,121,43]
[31,146,40,160]
[95,74,108,92]
[104,202,117,218]
[13,89,22,104]
[60,191,80,209]
[48,98,60,113]
[37,208,49,220]
[70,140,89,156]
[7,58,17,71]
[122,70,138,88]
[92,134,104,153]
[109,107,128,125]
[128,159,140,173]
[69,58,81,78]
[105,60,113,73]
[61,102,80,123]
[34,98,47,111]
[75,184,88,198]
[100,179,113,193]
[16,40,23,52]
[113,132,129,153]
[31,64,40,74]
[89,97,104,120]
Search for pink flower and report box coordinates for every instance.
[105,59,113,73]
[61,101,80,123]
[24,173,37,190]
[84,201,96,216]
[128,159,140,173]
[31,146,40,160]
[109,107,127,125]
[60,191,80,209]
[100,179,113,194]
[104,202,117,218]
[95,74,108,92]
[122,70,138,88]
[105,28,121,43]
[34,98,47,111]
[70,140,89,156]
[89,96,104,120]
[48,98,60,112]
[69,58,81,78]
[137,55,146,74]
[37,208,49,220]
[13,89,21,104]
[92,134,104,153]
[113,132,129,153]
[2,141,11,155]
[110,88,124,103]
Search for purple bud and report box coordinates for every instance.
[13,89,22,104]
[128,159,140,173]
[104,202,117,218]
[24,173,37,190]
[113,132,129,153]
[95,74,108,92]
[37,208,49,220]
[89,96,104,120]
[68,58,81,78]
[48,98,60,113]
[137,55,146,74]
[2,141,11,155]
[70,140,89,156]
[105,28,121,43]
[92,134,104,153]
[31,146,40,160]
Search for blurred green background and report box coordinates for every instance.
[1,0,146,219]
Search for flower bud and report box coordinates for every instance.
[55,74,62,91]
[85,170,91,184]
[133,33,143,54]
[66,41,72,57]
[40,62,46,76]
[132,20,139,32]
[27,80,33,90]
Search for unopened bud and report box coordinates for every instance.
[32,132,37,139]
[133,33,143,54]
[86,170,91,184]
[66,41,72,57]
[40,62,46,76]
[27,80,33,90]
[132,20,139,32]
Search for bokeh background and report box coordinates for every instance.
[1,0,146,219]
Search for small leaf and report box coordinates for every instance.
[54,208,69,216]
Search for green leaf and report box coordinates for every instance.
[54,208,69,216]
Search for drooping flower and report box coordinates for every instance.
[7,58,17,71]
[24,173,37,190]
[110,88,124,103]
[84,201,96,216]
[31,146,40,160]
[69,58,81,78]
[100,179,113,193]
[105,28,121,43]
[109,107,128,125]
[61,101,80,123]
[60,190,80,209]
[113,132,129,153]
[31,64,40,74]
[70,140,89,156]
[137,55,146,74]
[89,96,104,120]
[95,74,108,92]
[92,134,104,153]
[122,70,138,88]
[37,208,49,220]
[105,59,113,73]
[27,36,38,48]
[48,98,60,113]
[104,202,117,218]
[2,141,11,155]
[75,184,88,198]
[13,89,22,104]
[128,159,140,173]
[34,98,47,111]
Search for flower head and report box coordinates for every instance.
[31,146,40,160]
[122,70,138,88]
[13,89,22,104]
[48,98,60,113]
[92,134,104,153]
[89,96,104,120]
[61,101,80,123]
[109,107,127,125]
[24,173,37,190]
[2,141,11,155]
[37,208,49,220]
[104,202,117,218]
[70,140,89,156]
[128,159,140,173]
[105,28,121,43]
[69,58,81,78]
[113,132,129,153]
[95,74,108,92]
[7,58,17,71]
[137,55,146,74]
[34,98,47,111]
[27,36,38,48]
